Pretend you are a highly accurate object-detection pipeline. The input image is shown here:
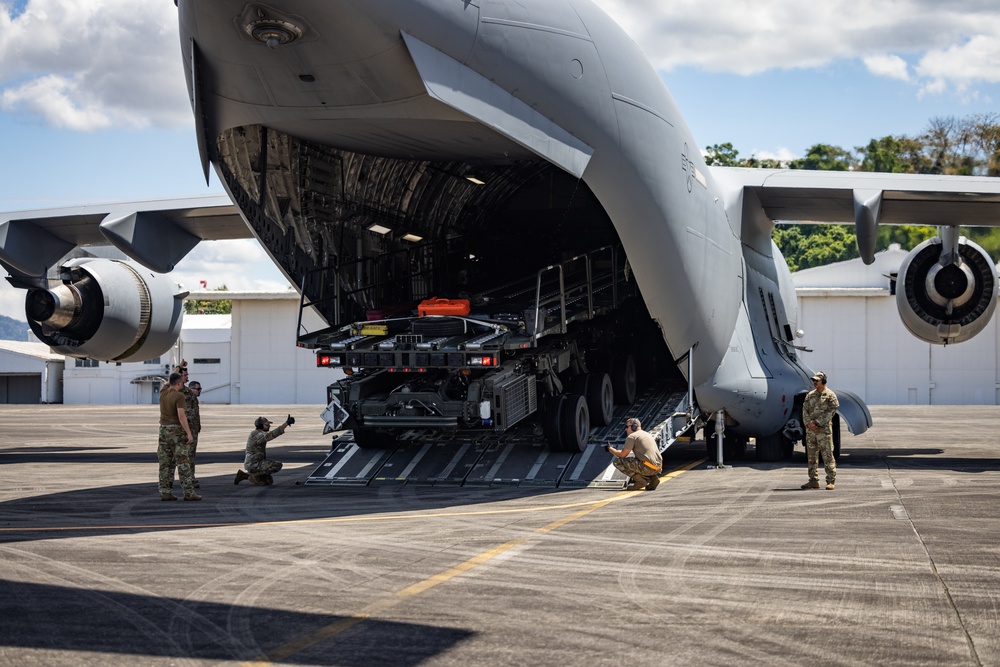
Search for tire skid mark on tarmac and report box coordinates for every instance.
[236,461,704,666]
[0,543,245,660]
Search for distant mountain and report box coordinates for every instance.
[0,314,29,341]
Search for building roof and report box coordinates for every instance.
[792,244,907,289]
[185,289,299,301]
[0,340,65,361]
[182,314,231,329]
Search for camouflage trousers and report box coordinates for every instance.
[190,430,200,478]
[158,426,195,496]
[612,457,660,483]
[246,460,283,486]
[805,430,836,485]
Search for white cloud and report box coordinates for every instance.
[754,147,798,164]
[1,0,998,131]
[171,240,294,294]
[863,54,911,82]
[593,0,1000,94]
[0,0,189,130]
[0,280,25,326]
[916,33,1000,97]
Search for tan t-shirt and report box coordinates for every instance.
[159,387,185,426]
[625,429,662,469]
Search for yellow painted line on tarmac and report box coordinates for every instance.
[0,459,707,535]
[238,458,705,667]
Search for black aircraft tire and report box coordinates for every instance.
[587,372,615,427]
[755,432,787,462]
[611,353,637,405]
[560,394,590,453]
[544,395,566,451]
[832,414,842,459]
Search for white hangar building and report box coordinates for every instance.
[793,244,1000,406]
[0,340,64,403]
[61,290,342,405]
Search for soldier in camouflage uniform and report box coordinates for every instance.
[158,371,200,501]
[181,375,202,487]
[234,415,293,486]
[801,371,839,490]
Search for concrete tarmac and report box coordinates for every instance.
[0,403,998,666]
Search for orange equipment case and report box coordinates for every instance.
[418,297,471,317]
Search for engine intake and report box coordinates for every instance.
[25,258,185,362]
[896,234,998,345]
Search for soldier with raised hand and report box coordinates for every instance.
[235,414,294,486]
[801,371,839,490]
[184,380,203,486]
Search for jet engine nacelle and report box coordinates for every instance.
[896,234,998,345]
[25,258,185,362]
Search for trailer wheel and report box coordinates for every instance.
[611,353,637,405]
[560,394,590,453]
[543,395,566,451]
[352,427,396,450]
[587,372,614,426]
[832,414,842,459]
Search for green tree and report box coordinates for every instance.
[773,224,857,272]
[857,136,930,174]
[704,142,741,166]
[184,285,232,315]
[788,143,854,171]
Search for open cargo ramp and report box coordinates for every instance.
[305,381,687,488]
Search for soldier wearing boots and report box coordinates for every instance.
[235,414,293,486]
[158,371,200,501]
[802,371,839,490]
[608,417,663,490]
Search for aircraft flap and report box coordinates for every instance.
[401,31,593,178]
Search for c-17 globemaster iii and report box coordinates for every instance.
[3,0,1000,462]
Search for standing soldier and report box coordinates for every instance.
[175,363,200,485]
[184,380,202,487]
[158,371,200,501]
[235,415,294,486]
[801,371,839,490]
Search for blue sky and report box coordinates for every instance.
[1,0,999,320]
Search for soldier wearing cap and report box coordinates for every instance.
[234,414,293,486]
[607,417,663,491]
[801,371,839,490]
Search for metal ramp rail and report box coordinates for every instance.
[306,380,687,488]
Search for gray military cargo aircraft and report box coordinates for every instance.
[3,0,1000,460]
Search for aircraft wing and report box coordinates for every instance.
[711,167,1000,263]
[0,194,250,276]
